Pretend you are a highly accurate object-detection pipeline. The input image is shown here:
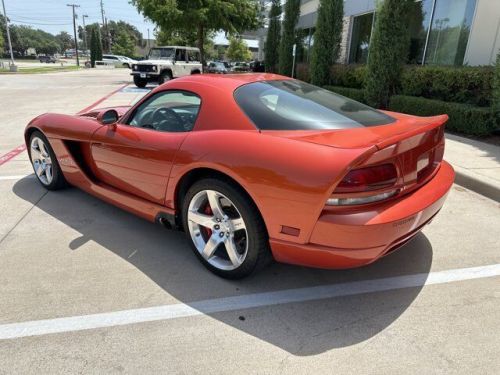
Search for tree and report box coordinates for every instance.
[55,31,73,55]
[264,0,281,73]
[278,0,300,76]
[226,36,252,61]
[310,0,343,86]
[0,29,4,55]
[111,30,135,57]
[493,51,500,116]
[365,0,413,108]
[131,0,260,65]
[90,28,103,67]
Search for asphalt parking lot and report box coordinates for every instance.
[0,69,499,374]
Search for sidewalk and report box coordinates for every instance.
[445,133,500,202]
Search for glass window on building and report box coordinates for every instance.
[425,0,477,66]
[348,12,374,64]
[408,0,434,64]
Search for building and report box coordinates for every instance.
[298,0,500,66]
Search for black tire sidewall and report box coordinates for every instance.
[182,178,268,279]
[158,71,172,85]
[133,75,147,88]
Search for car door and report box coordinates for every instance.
[90,90,202,205]
[174,48,188,77]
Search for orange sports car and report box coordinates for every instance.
[25,74,454,278]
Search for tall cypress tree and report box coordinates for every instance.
[310,0,343,86]
[278,0,300,76]
[90,28,98,68]
[493,51,500,115]
[265,0,281,73]
[365,0,413,108]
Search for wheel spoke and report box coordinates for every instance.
[39,141,49,157]
[31,146,41,161]
[206,190,224,217]
[202,236,220,259]
[36,164,44,177]
[188,210,214,228]
[45,165,53,182]
[224,238,242,267]
[231,217,245,231]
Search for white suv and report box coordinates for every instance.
[102,54,137,68]
[131,46,202,88]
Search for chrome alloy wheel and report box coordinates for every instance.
[30,136,53,186]
[187,190,248,271]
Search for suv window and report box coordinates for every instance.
[188,50,200,62]
[234,80,395,130]
[128,91,201,132]
[176,49,187,62]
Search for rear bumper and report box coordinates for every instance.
[270,161,455,269]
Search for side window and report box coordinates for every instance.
[176,49,187,62]
[189,51,200,62]
[128,91,201,132]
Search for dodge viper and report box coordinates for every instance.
[25,74,455,278]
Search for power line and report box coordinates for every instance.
[10,19,72,26]
[67,3,80,66]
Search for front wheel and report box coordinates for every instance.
[133,75,148,88]
[29,131,67,190]
[182,178,271,279]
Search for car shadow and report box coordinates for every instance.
[13,177,433,356]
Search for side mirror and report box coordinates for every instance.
[97,109,119,126]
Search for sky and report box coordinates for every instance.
[3,0,156,38]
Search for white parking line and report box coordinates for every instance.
[0,174,33,181]
[0,264,499,340]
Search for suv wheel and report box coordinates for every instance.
[158,71,172,85]
[133,75,148,88]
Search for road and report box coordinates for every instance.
[0,70,498,374]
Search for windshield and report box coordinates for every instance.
[234,80,395,130]
[148,48,175,60]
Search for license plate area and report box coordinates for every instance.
[140,73,146,78]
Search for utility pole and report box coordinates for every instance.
[147,28,150,50]
[100,0,108,53]
[1,0,16,71]
[67,4,80,66]
[82,14,88,55]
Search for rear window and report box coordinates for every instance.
[234,80,394,130]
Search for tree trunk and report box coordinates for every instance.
[197,24,205,72]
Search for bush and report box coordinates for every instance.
[493,52,500,113]
[389,95,497,136]
[401,66,494,107]
[330,65,367,88]
[324,86,367,104]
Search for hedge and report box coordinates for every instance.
[388,95,497,136]
[324,85,367,104]
[400,66,494,107]
[330,64,367,89]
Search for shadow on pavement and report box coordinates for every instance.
[13,177,433,356]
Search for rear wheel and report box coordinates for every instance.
[29,131,67,190]
[133,75,148,88]
[182,178,271,279]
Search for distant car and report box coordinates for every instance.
[207,62,229,74]
[130,46,202,88]
[250,60,265,72]
[39,56,56,64]
[102,54,137,69]
[232,62,250,72]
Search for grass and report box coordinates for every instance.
[0,65,81,74]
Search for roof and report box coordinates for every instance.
[154,46,200,51]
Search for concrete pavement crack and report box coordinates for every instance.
[0,190,48,247]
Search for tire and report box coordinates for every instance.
[182,178,272,279]
[28,131,67,190]
[133,75,148,88]
[158,70,172,85]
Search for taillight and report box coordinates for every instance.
[334,164,397,193]
[327,163,399,206]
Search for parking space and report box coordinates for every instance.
[0,70,499,374]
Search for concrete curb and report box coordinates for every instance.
[453,165,500,203]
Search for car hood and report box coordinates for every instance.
[261,112,448,150]
[136,59,173,65]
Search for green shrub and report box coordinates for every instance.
[389,95,497,136]
[295,62,310,82]
[330,65,367,88]
[493,52,500,113]
[401,66,493,107]
[324,85,367,104]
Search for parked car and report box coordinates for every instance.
[232,62,250,72]
[130,46,202,88]
[102,54,137,68]
[39,55,57,63]
[25,74,454,279]
[250,60,265,72]
[206,61,229,74]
